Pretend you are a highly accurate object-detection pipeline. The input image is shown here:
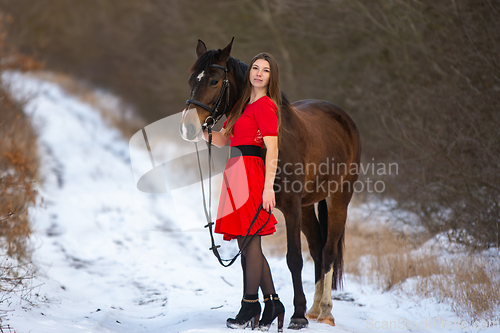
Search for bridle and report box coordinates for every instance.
[186,64,230,129]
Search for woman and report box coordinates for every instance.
[203,52,285,331]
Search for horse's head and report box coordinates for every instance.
[180,38,235,142]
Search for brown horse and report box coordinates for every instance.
[180,39,361,329]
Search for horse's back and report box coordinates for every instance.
[292,99,358,135]
[291,99,361,158]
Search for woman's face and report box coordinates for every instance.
[249,59,271,90]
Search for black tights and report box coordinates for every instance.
[237,235,275,296]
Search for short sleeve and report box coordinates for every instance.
[222,117,228,129]
[254,97,278,137]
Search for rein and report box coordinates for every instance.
[195,126,271,267]
[186,64,230,128]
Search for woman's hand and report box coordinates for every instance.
[262,186,276,212]
[262,136,279,213]
[204,127,231,147]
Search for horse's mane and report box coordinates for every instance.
[227,57,248,83]
[189,50,217,73]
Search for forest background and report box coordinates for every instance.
[0,0,498,250]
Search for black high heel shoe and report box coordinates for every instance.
[226,294,261,330]
[259,294,285,332]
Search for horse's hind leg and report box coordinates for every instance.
[318,197,348,326]
[301,204,325,321]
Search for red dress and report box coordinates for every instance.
[215,96,279,241]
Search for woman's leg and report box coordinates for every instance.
[237,235,263,295]
[227,242,262,329]
[260,256,276,295]
[237,236,276,295]
[240,253,247,296]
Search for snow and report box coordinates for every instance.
[1,72,499,333]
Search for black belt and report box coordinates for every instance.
[230,145,263,159]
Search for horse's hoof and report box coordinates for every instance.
[318,316,335,326]
[288,317,308,330]
[305,312,319,320]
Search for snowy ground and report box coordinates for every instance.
[1,72,499,333]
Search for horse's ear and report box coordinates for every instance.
[196,39,207,58]
[220,37,234,62]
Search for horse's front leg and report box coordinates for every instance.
[301,204,325,321]
[283,196,308,329]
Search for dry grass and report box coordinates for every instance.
[0,10,41,259]
[413,256,500,322]
[1,11,42,330]
[0,256,36,302]
[344,220,431,288]
[345,206,500,322]
[0,85,38,260]
[0,255,36,332]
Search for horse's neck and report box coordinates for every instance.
[232,76,246,104]
[233,80,246,105]
[227,58,248,109]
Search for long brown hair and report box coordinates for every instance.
[224,52,282,144]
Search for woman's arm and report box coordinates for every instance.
[262,136,279,212]
[203,127,231,147]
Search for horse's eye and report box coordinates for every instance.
[210,79,218,86]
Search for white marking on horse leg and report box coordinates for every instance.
[306,277,324,320]
[318,267,335,326]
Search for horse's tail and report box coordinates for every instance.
[318,198,344,290]
[318,199,328,247]
[333,229,345,290]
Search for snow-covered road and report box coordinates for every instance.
[2,73,498,333]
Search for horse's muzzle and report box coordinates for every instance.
[179,108,203,142]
